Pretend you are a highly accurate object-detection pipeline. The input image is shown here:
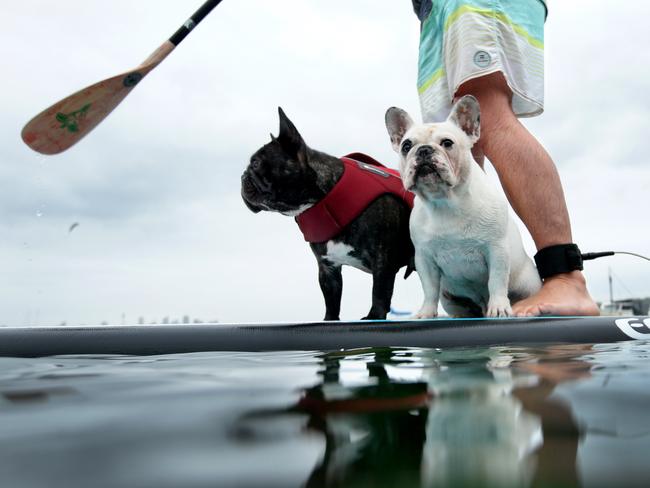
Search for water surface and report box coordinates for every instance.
[1,342,649,487]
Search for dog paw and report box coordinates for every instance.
[412,305,438,319]
[362,313,387,321]
[486,297,512,318]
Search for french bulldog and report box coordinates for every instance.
[385,95,541,318]
[241,108,414,320]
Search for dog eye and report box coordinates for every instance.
[441,139,454,149]
[401,140,413,155]
[251,159,261,170]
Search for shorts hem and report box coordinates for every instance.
[451,67,544,118]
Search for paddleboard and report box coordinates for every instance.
[1,315,649,357]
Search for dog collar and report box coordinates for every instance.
[295,153,414,243]
[534,243,584,279]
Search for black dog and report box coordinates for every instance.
[241,108,414,320]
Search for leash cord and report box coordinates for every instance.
[582,251,650,262]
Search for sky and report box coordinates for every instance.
[2,0,649,326]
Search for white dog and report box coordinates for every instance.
[385,95,541,318]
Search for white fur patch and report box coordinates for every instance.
[279,203,314,217]
[325,241,369,272]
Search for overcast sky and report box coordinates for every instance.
[2,0,649,325]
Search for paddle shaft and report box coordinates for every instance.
[138,0,225,75]
[136,0,226,69]
[169,0,224,46]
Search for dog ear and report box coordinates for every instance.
[447,95,481,143]
[385,107,414,153]
[277,107,308,163]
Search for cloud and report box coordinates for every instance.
[2,0,650,325]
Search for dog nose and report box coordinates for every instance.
[416,145,434,159]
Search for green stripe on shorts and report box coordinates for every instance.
[417,0,544,92]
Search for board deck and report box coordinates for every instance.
[1,316,649,357]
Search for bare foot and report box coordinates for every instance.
[512,271,600,317]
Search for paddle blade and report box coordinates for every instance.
[21,67,153,155]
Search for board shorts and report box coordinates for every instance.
[415,0,547,122]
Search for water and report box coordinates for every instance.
[1,342,649,488]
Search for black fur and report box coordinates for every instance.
[241,108,414,320]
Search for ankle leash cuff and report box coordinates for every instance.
[534,243,584,280]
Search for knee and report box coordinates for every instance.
[475,106,519,156]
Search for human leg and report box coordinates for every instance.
[455,73,598,316]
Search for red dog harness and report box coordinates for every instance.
[295,153,415,243]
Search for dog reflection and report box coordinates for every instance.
[235,347,590,488]
[298,350,430,487]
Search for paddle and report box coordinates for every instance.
[21,0,225,155]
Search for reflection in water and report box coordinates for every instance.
[300,349,430,487]
[512,346,592,488]
[420,350,542,488]
[241,345,594,488]
[2,344,650,487]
